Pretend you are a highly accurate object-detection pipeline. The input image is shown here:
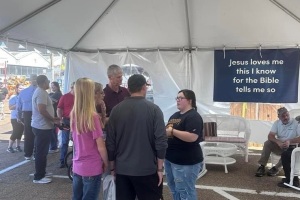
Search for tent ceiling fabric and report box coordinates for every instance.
[1,0,300,52]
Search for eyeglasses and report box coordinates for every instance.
[175,97,186,101]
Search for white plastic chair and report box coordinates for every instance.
[202,114,251,162]
[284,147,300,191]
[197,142,207,179]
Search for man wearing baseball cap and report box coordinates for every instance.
[255,107,300,178]
[106,74,167,200]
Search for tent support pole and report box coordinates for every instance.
[184,0,192,53]
[70,0,120,51]
[269,0,300,24]
[0,0,62,36]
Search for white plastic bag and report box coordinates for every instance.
[103,174,116,200]
[57,130,62,148]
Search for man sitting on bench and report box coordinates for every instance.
[255,107,299,177]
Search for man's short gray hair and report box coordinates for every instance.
[107,64,122,78]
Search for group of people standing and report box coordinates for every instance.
[5,64,204,200]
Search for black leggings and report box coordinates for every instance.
[10,119,24,141]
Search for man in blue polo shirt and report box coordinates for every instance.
[17,74,37,160]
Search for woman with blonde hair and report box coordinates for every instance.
[71,78,108,200]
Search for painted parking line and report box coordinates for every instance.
[197,184,300,198]
[213,189,240,200]
[260,191,300,198]
[0,160,30,175]
[29,173,69,179]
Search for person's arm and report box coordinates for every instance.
[288,137,300,144]
[96,137,109,171]
[57,96,64,123]
[17,94,23,122]
[153,107,168,186]
[268,132,285,149]
[109,161,116,176]
[38,104,59,123]
[166,127,198,142]
[106,111,117,175]
[166,113,202,142]
[93,113,109,172]
[286,124,300,145]
[57,108,63,121]
[8,97,16,110]
[9,104,16,110]
[157,158,164,186]
[36,92,59,124]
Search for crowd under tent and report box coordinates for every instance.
[1,0,300,143]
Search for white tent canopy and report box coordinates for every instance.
[2,0,300,143]
[1,0,300,51]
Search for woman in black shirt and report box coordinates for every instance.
[165,89,203,200]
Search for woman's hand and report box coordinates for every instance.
[166,126,173,137]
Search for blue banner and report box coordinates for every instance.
[214,49,300,103]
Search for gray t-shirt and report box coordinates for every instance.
[270,118,300,141]
[31,87,54,129]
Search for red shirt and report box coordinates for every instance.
[57,92,74,118]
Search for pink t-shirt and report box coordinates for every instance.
[72,113,103,176]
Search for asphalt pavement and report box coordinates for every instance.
[0,109,300,199]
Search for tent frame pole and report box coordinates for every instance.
[184,0,192,53]
[269,0,300,24]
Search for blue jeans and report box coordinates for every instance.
[72,173,102,200]
[165,159,202,200]
[60,118,70,164]
[32,128,52,180]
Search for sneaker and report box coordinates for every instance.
[48,149,59,154]
[15,146,23,152]
[277,179,300,188]
[267,166,279,176]
[7,147,15,153]
[255,165,265,177]
[25,156,35,160]
[33,177,52,184]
